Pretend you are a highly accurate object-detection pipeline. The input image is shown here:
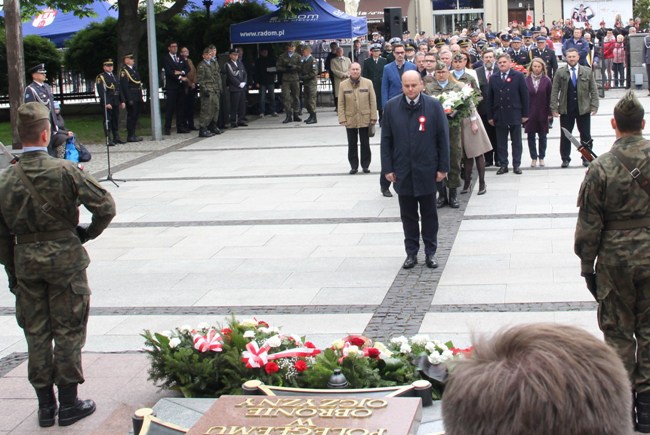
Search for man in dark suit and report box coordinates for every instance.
[381,71,450,270]
[487,53,529,175]
[362,44,387,120]
[225,49,249,128]
[162,41,189,135]
[474,49,498,166]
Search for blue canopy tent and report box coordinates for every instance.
[230,0,367,44]
[20,0,118,48]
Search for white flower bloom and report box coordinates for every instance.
[390,336,408,346]
[441,349,454,359]
[159,330,172,338]
[346,345,360,357]
[428,353,444,365]
[289,334,303,346]
[399,343,412,354]
[179,325,192,333]
[425,342,438,354]
[331,339,345,350]
[259,327,272,334]
[240,319,257,328]
[265,335,282,348]
[168,337,181,349]
[272,327,281,334]
[243,330,256,339]
[410,334,431,346]
[196,322,210,330]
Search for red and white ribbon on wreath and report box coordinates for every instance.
[242,341,271,368]
[192,329,223,353]
[267,347,321,360]
[418,116,426,132]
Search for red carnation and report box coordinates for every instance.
[305,341,316,348]
[257,320,270,328]
[221,328,232,336]
[349,337,365,347]
[295,360,308,372]
[366,348,380,359]
[264,362,280,374]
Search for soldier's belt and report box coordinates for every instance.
[604,217,650,231]
[15,229,77,244]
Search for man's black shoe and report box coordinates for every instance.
[403,255,417,269]
[198,128,214,138]
[349,168,358,174]
[113,137,125,144]
[282,115,292,124]
[425,255,438,269]
[163,129,171,136]
[561,160,570,168]
[230,123,239,129]
[362,168,370,173]
[513,167,522,174]
[127,136,143,142]
[237,122,248,127]
[177,128,190,134]
[381,189,393,197]
[107,139,116,147]
[496,166,509,175]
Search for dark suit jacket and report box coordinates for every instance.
[486,69,529,127]
[225,60,248,92]
[381,93,450,197]
[362,56,387,107]
[474,65,493,116]
[381,61,416,110]
[163,53,186,90]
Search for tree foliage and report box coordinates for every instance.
[0,34,62,94]
[633,0,650,31]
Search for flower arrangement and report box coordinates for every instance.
[511,63,528,75]
[429,84,480,127]
[142,317,471,399]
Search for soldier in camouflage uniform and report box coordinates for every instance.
[276,42,303,123]
[575,90,650,433]
[0,103,116,427]
[196,47,222,138]
[424,61,463,209]
[300,45,318,125]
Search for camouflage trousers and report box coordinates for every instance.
[302,80,317,114]
[447,124,462,189]
[199,91,220,129]
[14,269,91,389]
[597,262,650,393]
[281,80,300,114]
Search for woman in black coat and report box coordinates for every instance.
[525,58,552,167]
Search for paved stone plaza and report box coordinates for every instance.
[0,88,648,433]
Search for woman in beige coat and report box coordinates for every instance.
[338,62,378,174]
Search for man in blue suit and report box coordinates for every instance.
[487,53,529,175]
[380,43,416,197]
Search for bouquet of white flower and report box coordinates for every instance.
[430,84,479,127]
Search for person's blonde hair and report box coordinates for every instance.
[528,57,548,76]
[442,323,634,435]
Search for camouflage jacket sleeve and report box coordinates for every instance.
[64,164,116,240]
[0,213,16,289]
[301,58,317,81]
[574,164,605,273]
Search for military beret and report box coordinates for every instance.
[17,102,50,127]
[434,61,448,71]
[536,36,547,42]
[123,53,134,59]
[511,36,522,42]
[452,52,465,62]
[500,34,512,41]
[370,43,382,51]
[103,59,114,66]
[28,63,46,75]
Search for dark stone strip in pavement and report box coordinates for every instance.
[362,197,468,342]
[463,213,578,220]
[0,352,28,378]
[116,172,377,182]
[429,301,597,312]
[107,217,401,228]
[177,144,349,152]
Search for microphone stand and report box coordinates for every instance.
[99,78,125,187]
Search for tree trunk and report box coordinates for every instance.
[5,0,25,148]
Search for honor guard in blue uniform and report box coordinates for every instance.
[24,64,62,157]
[529,36,559,80]
[95,59,125,146]
[508,36,530,67]
[119,53,143,142]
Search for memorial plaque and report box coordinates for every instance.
[187,395,422,435]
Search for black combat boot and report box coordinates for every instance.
[282,114,292,124]
[293,112,302,122]
[305,113,317,124]
[35,386,57,427]
[436,181,448,208]
[57,384,96,427]
[448,188,460,208]
[198,128,214,138]
[112,132,125,144]
[637,392,650,433]
[208,123,222,135]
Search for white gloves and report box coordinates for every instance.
[239,82,246,89]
